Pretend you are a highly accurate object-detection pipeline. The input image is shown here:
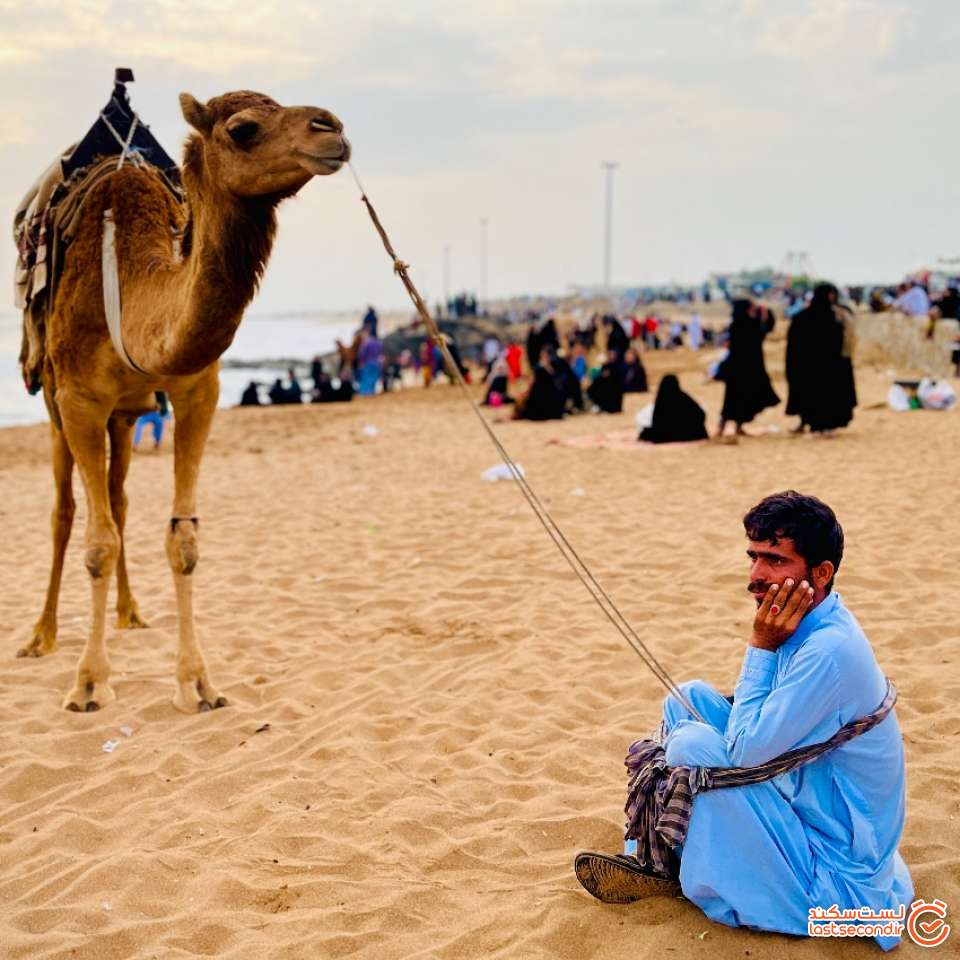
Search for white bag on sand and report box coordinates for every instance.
[917,378,957,411]
[481,463,525,482]
[886,384,911,412]
[635,403,654,430]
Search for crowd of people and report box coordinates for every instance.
[485,284,865,444]
[237,303,476,408]
[235,275,956,429]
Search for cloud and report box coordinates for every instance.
[0,0,956,311]
[0,0,322,73]
[751,0,909,59]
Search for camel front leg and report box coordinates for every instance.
[58,399,118,711]
[19,424,75,658]
[167,374,227,713]
[107,415,148,629]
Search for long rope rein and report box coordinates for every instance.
[347,163,704,722]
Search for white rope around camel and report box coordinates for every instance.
[346,161,705,723]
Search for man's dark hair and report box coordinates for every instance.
[743,491,844,590]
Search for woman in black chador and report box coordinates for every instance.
[514,346,566,421]
[717,299,780,436]
[622,348,648,393]
[786,283,857,435]
[639,374,709,444]
[587,352,626,413]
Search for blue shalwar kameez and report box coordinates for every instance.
[658,592,913,950]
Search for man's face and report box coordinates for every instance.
[746,537,813,608]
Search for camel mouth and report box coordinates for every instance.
[295,150,347,176]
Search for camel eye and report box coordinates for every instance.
[228,121,259,145]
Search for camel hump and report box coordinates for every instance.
[54,160,182,255]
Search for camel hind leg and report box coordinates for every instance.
[108,415,147,629]
[19,424,75,657]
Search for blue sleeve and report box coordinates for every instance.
[726,639,841,767]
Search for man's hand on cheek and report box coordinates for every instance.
[750,578,815,652]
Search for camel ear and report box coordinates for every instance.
[180,93,212,134]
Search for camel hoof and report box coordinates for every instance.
[173,678,226,715]
[117,607,148,630]
[17,625,58,659]
[198,695,228,712]
[62,681,115,713]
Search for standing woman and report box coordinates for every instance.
[788,283,857,435]
[717,299,780,436]
[357,330,384,396]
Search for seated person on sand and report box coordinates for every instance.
[587,351,625,413]
[553,349,584,412]
[312,369,337,403]
[622,348,648,394]
[483,357,514,407]
[287,368,303,402]
[312,370,354,403]
[513,345,566,421]
[574,491,912,951]
[639,374,708,444]
[268,378,293,405]
[239,381,261,406]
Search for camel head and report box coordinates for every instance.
[179,90,350,199]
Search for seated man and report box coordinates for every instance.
[575,491,913,951]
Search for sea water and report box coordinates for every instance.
[0,310,362,428]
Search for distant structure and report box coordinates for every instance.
[777,251,817,289]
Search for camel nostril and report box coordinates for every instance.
[310,117,337,133]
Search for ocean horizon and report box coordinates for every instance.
[0,310,368,428]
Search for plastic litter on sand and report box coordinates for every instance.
[481,463,525,482]
[361,425,379,437]
[101,739,121,753]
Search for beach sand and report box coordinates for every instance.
[0,333,957,958]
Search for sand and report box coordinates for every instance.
[0,334,958,959]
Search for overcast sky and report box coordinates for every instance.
[2,0,957,312]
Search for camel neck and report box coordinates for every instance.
[138,182,277,377]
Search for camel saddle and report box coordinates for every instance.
[12,69,183,403]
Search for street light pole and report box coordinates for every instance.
[602,161,618,294]
[443,242,451,310]
[480,217,488,310]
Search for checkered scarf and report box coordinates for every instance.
[623,679,897,880]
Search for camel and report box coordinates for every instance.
[19,89,349,712]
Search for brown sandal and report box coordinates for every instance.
[574,851,680,903]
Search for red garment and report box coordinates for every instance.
[506,343,523,381]
[630,317,642,340]
[644,316,658,334]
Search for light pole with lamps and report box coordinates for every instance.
[602,161,618,294]
[480,217,488,310]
